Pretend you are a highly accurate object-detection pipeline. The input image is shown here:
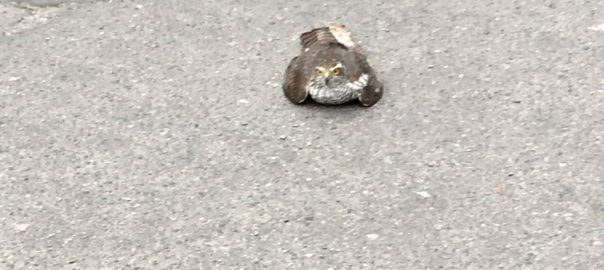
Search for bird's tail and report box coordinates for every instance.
[299,26,337,48]
[299,23,363,53]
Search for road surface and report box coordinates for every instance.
[1,0,603,269]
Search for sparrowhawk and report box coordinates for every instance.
[282,23,383,107]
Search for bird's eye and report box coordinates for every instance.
[315,68,323,75]
[332,68,341,76]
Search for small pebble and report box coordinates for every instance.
[14,223,30,232]
[366,233,379,240]
[415,191,431,198]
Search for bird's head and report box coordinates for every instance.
[314,62,347,87]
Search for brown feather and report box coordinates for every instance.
[282,56,309,103]
[359,75,383,107]
[349,50,382,107]
[299,27,339,49]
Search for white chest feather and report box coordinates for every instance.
[308,74,369,104]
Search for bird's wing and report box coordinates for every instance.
[282,56,309,104]
[350,51,383,107]
[359,74,383,107]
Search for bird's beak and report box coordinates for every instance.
[322,72,332,85]
[323,72,332,83]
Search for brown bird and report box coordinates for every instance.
[282,23,383,107]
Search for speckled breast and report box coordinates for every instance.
[307,84,359,104]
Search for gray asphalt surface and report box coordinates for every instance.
[1,0,603,269]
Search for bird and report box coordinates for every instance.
[282,23,383,107]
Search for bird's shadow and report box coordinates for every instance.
[302,99,362,108]
[293,99,372,119]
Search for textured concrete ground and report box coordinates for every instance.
[1,0,603,269]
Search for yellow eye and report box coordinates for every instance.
[332,68,341,76]
[315,68,323,75]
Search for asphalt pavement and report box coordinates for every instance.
[1,0,603,269]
